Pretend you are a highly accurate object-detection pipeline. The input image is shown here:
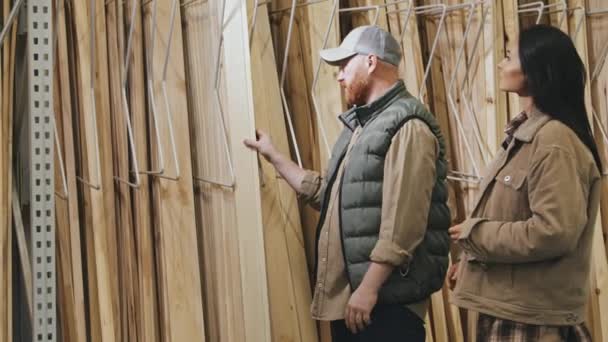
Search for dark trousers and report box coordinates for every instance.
[330,304,426,342]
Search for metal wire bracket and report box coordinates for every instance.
[0,0,25,48]
[114,0,142,188]
[193,0,236,189]
[52,115,69,199]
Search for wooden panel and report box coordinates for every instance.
[269,0,322,280]
[484,0,508,153]
[222,0,272,338]
[181,1,245,340]
[586,0,608,258]
[502,0,519,120]
[307,0,344,168]
[588,210,608,342]
[72,0,119,339]
[55,1,87,339]
[126,0,160,341]
[249,3,318,341]
[141,1,206,341]
[0,1,16,340]
[105,1,138,341]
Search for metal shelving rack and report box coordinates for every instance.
[27,0,56,341]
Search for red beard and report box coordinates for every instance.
[344,77,370,107]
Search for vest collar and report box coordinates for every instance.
[338,80,407,131]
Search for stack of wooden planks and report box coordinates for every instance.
[0,1,18,341]
[0,0,607,341]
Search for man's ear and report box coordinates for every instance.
[367,54,379,74]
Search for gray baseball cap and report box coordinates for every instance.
[319,25,402,66]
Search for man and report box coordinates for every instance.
[244,25,450,341]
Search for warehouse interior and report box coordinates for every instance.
[1,0,608,341]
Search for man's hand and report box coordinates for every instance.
[243,130,277,162]
[345,285,377,334]
[447,261,459,290]
[448,224,462,242]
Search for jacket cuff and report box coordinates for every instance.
[370,239,411,267]
[297,171,321,200]
[457,218,488,255]
[458,218,487,240]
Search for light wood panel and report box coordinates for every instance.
[249,3,318,341]
[142,1,206,341]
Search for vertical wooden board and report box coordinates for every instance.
[398,9,426,101]
[141,1,206,341]
[548,0,569,33]
[307,0,344,168]
[430,291,449,342]
[344,0,390,31]
[223,0,272,338]
[93,1,122,338]
[465,4,492,168]
[54,58,79,342]
[484,0,508,154]
[588,210,608,342]
[443,282,464,342]
[420,11,466,224]
[269,6,322,276]
[586,0,608,256]
[502,0,519,120]
[425,313,435,342]
[105,1,137,341]
[181,1,246,341]
[71,0,118,340]
[0,2,13,340]
[125,0,160,341]
[442,2,482,213]
[55,2,87,341]
[250,4,318,342]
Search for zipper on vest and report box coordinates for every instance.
[337,169,354,290]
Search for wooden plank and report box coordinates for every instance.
[93,4,123,339]
[0,1,17,339]
[249,4,318,342]
[548,0,569,33]
[430,291,449,342]
[306,0,344,169]
[588,210,608,342]
[398,8,426,101]
[347,0,390,30]
[269,1,322,282]
[443,280,464,342]
[425,312,435,342]
[71,0,119,339]
[222,0,272,338]
[142,1,207,341]
[502,0,519,120]
[586,0,608,257]
[54,51,86,342]
[105,1,138,341]
[181,2,245,340]
[484,0,508,154]
[126,0,160,341]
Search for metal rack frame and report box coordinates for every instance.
[27,0,56,340]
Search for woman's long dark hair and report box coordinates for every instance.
[519,24,602,170]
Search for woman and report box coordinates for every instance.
[448,25,601,341]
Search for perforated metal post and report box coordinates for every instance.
[28,0,56,341]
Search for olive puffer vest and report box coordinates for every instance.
[315,81,450,304]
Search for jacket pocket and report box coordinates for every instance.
[494,168,526,190]
[492,168,530,221]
